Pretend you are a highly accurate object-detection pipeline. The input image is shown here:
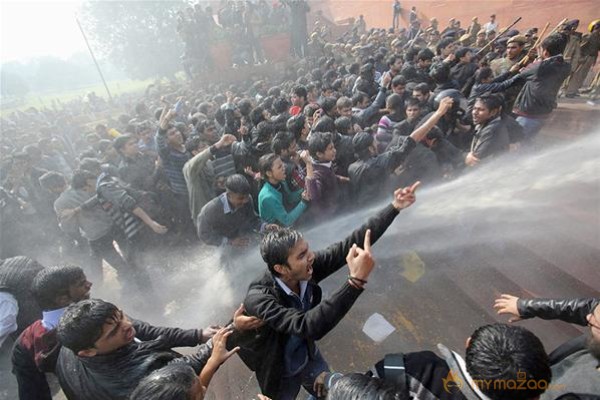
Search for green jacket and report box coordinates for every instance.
[183,147,214,223]
[258,181,306,226]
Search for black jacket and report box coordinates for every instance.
[55,319,211,400]
[230,204,401,398]
[508,55,571,116]
[470,116,510,160]
[348,137,416,206]
[517,297,598,327]
[517,297,600,399]
[517,296,599,363]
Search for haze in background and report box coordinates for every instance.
[1,1,86,62]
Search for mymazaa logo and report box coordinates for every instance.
[443,370,464,393]
[443,369,565,394]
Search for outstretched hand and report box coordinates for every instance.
[493,294,523,323]
[392,181,420,210]
[209,327,239,366]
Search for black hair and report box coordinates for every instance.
[349,63,360,75]
[320,97,338,114]
[225,174,251,195]
[57,299,119,353]
[258,153,280,180]
[39,171,66,191]
[335,116,352,135]
[129,363,198,400]
[71,170,97,189]
[475,93,504,111]
[292,85,308,100]
[332,78,344,91]
[475,67,494,83]
[308,132,333,158]
[386,93,404,112]
[454,46,472,59]
[273,97,290,114]
[112,134,136,153]
[286,114,306,141]
[267,86,282,97]
[271,131,294,155]
[386,55,397,67]
[405,97,421,109]
[413,82,430,95]
[466,324,551,400]
[326,373,408,400]
[541,33,568,56]
[250,106,267,126]
[312,118,336,134]
[78,158,102,175]
[260,227,303,276]
[391,75,407,88]
[430,63,451,84]
[32,265,85,310]
[185,136,207,153]
[405,47,420,62]
[352,91,369,107]
[237,99,253,117]
[255,121,275,143]
[436,38,455,55]
[417,48,435,61]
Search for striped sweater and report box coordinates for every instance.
[156,128,191,195]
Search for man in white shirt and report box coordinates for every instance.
[483,14,498,34]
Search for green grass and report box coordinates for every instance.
[0,79,154,117]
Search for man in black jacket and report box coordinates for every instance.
[465,94,510,167]
[229,183,420,399]
[495,294,600,399]
[54,298,260,400]
[498,33,571,142]
[320,323,552,400]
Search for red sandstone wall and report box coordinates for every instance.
[311,0,599,35]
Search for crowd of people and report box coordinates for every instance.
[1,2,600,399]
[178,0,311,75]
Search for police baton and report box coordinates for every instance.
[475,16,523,56]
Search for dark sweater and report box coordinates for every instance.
[305,162,339,218]
[196,193,261,245]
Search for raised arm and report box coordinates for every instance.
[494,294,599,326]
[312,182,420,282]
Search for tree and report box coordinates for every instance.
[80,0,186,79]
[0,69,30,98]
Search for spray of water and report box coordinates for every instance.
[89,131,599,397]
[105,131,599,328]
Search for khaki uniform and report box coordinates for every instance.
[566,30,600,95]
[490,53,525,76]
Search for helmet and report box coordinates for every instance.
[433,89,468,117]
[589,19,600,32]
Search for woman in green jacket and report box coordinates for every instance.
[257,153,311,227]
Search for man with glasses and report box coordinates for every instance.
[494,293,600,398]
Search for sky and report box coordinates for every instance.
[1,0,87,63]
